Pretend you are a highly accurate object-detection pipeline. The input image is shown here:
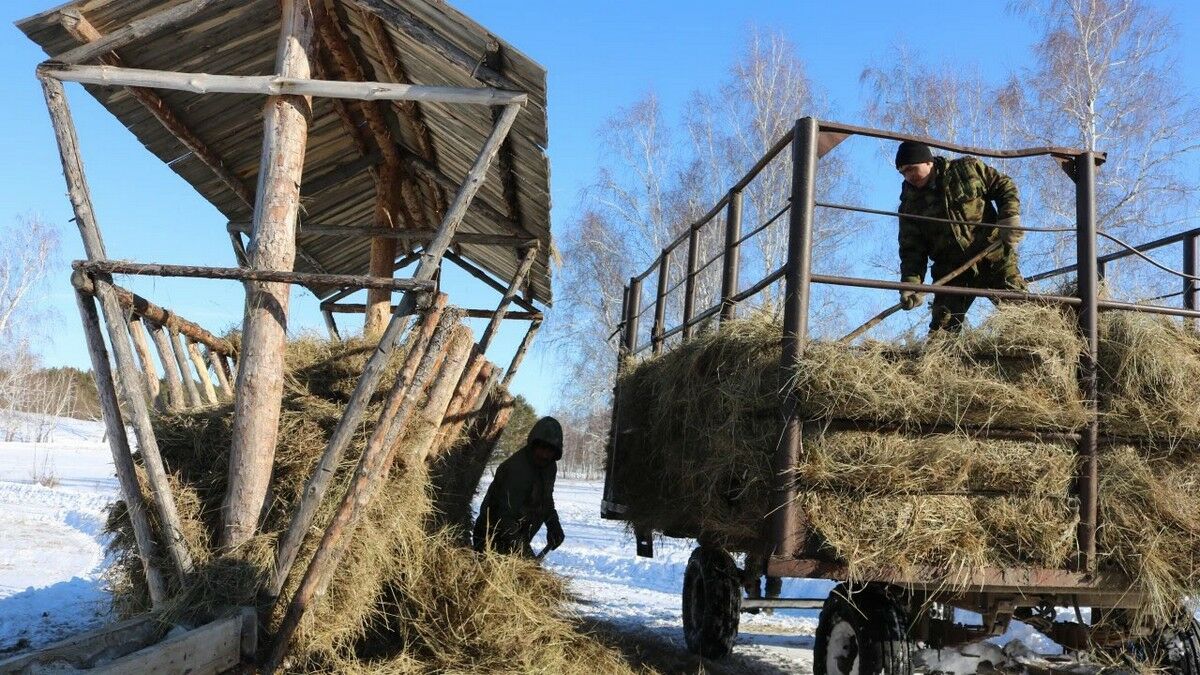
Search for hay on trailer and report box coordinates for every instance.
[612,303,1200,624]
[106,334,636,674]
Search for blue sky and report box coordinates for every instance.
[2,1,1198,413]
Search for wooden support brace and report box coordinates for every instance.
[443,250,540,314]
[232,222,537,249]
[478,246,538,354]
[127,316,161,408]
[322,309,341,341]
[40,63,528,106]
[265,311,471,672]
[170,328,202,408]
[187,339,219,405]
[40,75,194,576]
[149,323,186,412]
[223,0,317,548]
[269,294,447,599]
[53,0,236,65]
[206,346,233,400]
[72,260,436,292]
[75,292,167,606]
[502,318,542,390]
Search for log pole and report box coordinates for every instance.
[127,317,161,408]
[53,0,236,65]
[477,245,538,354]
[207,346,233,399]
[170,329,203,408]
[76,291,167,606]
[265,312,470,672]
[266,101,522,583]
[187,340,220,405]
[71,260,433,292]
[268,294,447,599]
[366,168,402,337]
[40,74,194,575]
[223,0,317,548]
[149,323,186,412]
[501,318,541,390]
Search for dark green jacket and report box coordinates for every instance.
[898,156,1021,282]
[476,445,560,540]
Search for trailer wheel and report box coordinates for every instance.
[682,546,740,659]
[815,584,913,675]
[1141,618,1200,674]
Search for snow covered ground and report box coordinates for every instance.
[0,413,115,655]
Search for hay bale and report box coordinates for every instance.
[105,334,635,673]
[611,303,1200,623]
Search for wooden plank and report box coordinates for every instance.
[0,615,158,672]
[93,614,244,674]
[53,0,237,65]
[40,63,529,105]
[72,259,436,291]
[224,0,317,549]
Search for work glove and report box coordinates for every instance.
[899,277,924,310]
[997,215,1023,246]
[545,517,565,551]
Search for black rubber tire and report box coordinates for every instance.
[1142,619,1200,674]
[814,584,914,675]
[682,546,741,659]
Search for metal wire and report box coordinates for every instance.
[814,200,1077,233]
[733,202,792,248]
[1096,230,1200,282]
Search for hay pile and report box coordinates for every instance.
[613,304,1200,622]
[107,335,636,674]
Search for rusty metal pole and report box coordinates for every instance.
[770,118,817,564]
[1074,152,1100,571]
[683,228,700,339]
[1184,233,1197,327]
[652,250,671,354]
[602,280,640,518]
[720,192,743,322]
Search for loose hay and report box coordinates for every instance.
[613,304,1200,625]
[106,334,636,674]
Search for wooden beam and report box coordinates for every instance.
[52,0,236,65]
[478,246,538,353]
[268,294,445,600]
[502,318,542,390]
[75,293,167,607]
[223,0,317,549]
[322,309,341,341]
[149,324,186,412]
[169,329,203,408]
[206,346,233,400]
[0,615,158,672]
[39,63,528,106]
[402,151,528,235]
[72,260,435,292]
[40,75,194,576]
[187,340,220,405]
[127,317,161,408]
[266,316,472,672]
[230,221,535,247]
[443,250,539,314]
[348,0,521,91]
[320,303,540,321]
[72,271,235,355]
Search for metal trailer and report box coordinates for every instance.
[601,118,1200,672]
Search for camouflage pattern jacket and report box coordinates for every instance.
[898,156,1021,282]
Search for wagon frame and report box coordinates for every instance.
[601,117,1200,664]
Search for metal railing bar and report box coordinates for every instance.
[817,120,1102,163]
[732,203,792,249]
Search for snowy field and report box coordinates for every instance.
[0,413,1162,673]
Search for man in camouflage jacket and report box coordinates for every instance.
[895,140,1027,332]
[472,416,566,557]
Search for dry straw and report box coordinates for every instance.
[613,303,1200,625]
[106,334,637,673]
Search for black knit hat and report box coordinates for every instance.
[895,141,934,169]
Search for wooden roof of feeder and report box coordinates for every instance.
[18,0,553,305]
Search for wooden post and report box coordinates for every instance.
[269,294,447,599]
[206,347,233,400]
[322,309,341,341]
[501,318,540,390]
[170,328,202,408]
[267,102,523,581]
[76,291,167,606]
[40,75,194,575]
[186,340,219,405]
[149,323,186,412]
[128,317,161,408]
[223,0,317,548]
[477,245,538,354]
[265,314,471,672]
[366,167,402,337]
